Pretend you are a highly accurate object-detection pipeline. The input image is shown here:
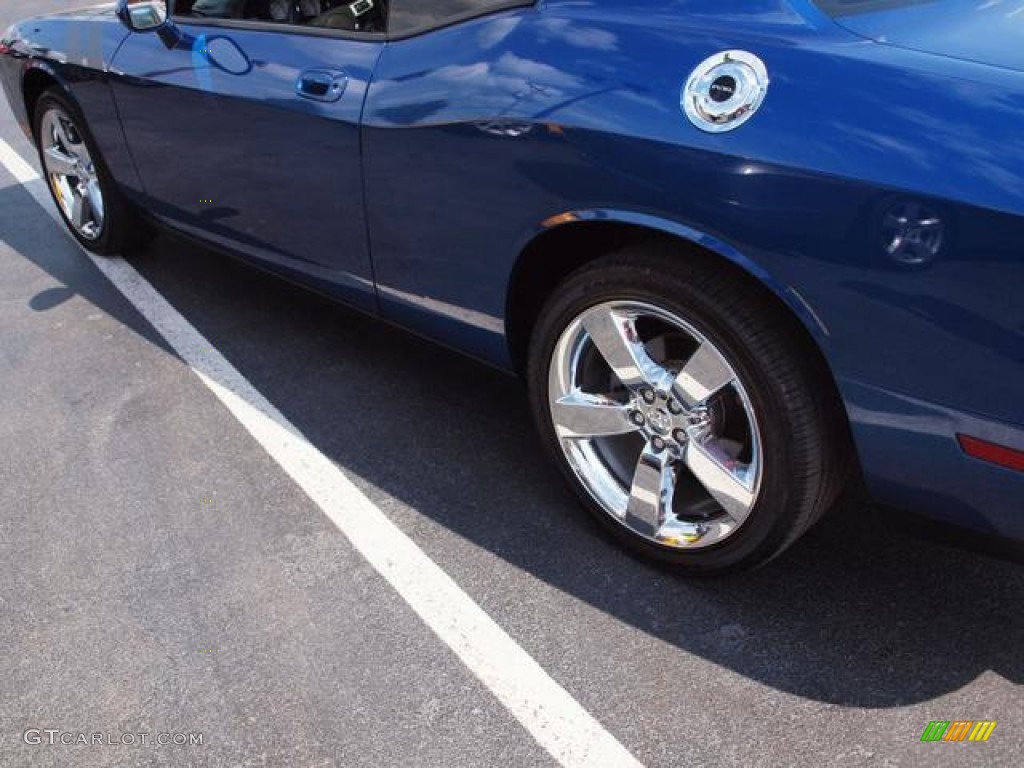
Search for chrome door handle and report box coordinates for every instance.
[296,69,347,102]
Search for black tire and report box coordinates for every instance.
[33,87,152,255]
[527,244,853,574]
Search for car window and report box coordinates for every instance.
[175,0,387,33]
[386,0,533,37]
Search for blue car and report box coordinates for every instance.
[2,0,1022,572]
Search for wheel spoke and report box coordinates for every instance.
[672,341,735,408]
[582,306,667,390]
[551,391,640,439]
[625,446,676,537]
[683,439,755,523]
[885,235,905,256]
[70,190,91,230]
[43,146,78,178]
[54,118,77,155]
[60,120,88,161]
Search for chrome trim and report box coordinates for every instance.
[548,301,763,550]
[681,50,769,134]
[295,69,348,102]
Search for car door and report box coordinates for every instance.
[360,0,544,365]
[109,3,383,311]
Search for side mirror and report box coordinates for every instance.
[116,0,170,33]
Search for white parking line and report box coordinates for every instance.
[0,136,644,768]
[0,135,39,183]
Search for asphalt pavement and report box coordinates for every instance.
[1,2,1022,767]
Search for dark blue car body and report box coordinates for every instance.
[3,1,1022,540]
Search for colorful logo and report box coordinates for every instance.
[920,721,997,742]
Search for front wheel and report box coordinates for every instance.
[528,246,851,573]
[33,88,151,255]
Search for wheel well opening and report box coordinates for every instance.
[23,69,59,138]
[505,221,857,475]
[506,221,659,374]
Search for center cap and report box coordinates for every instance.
[647,408,672,435]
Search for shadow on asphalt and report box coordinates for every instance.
[0,182,171,352]
[5,181,1022,708]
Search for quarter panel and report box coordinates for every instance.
[362,0,1023,534]
[841,377,1024,540]
[363,2,1024,427]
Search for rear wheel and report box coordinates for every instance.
[33,88,151,255]
[528,245,851,573]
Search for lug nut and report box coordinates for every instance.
[651,436,666,452]
[657,390,668,400]
[641,388,656,404]
[667,398,683,415]
[629,410,645,426]
[673,429,688,444]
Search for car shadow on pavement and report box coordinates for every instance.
[0,182,172,353]
[6,186,1021,709]
[136,230,1024,710]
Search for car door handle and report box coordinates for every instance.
[296,69,347,102]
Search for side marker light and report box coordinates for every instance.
[957,434,1024,473]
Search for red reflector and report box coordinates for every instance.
[957,434,1024,473]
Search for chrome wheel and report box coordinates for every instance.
[40,107,105,241]
[548,301,762,549]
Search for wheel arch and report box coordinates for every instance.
[22,64,67,140]
[507,210,826,366]
[505,209,857,467]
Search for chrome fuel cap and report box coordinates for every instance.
[682,50,769,133]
